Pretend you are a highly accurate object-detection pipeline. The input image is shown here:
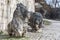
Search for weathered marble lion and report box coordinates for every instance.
[7,3,28,37]
[28,12,43,32]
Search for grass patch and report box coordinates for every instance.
[43,20,51,25]
[0,35,29,40]
[0,34,29,40]
[0,31,3,34]
[3,37,29,40]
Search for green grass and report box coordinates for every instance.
[0,31,3,34]
[0,35,29,40]
[1,37,29,40]
[0,34,29,40]
[43,20,51,25]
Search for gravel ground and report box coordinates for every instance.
[40,20,60,40]
[26,19,60,40]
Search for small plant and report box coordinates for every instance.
[43,20,51,25]
[0,31,3,34]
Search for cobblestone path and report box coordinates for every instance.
[26,19,60,40]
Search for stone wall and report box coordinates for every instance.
[0,0,35,32]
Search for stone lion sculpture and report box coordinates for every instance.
[28,12,43,32]
[7,3,28,37]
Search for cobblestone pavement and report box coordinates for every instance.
[26,19,60,40]
[40,20,60,40]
